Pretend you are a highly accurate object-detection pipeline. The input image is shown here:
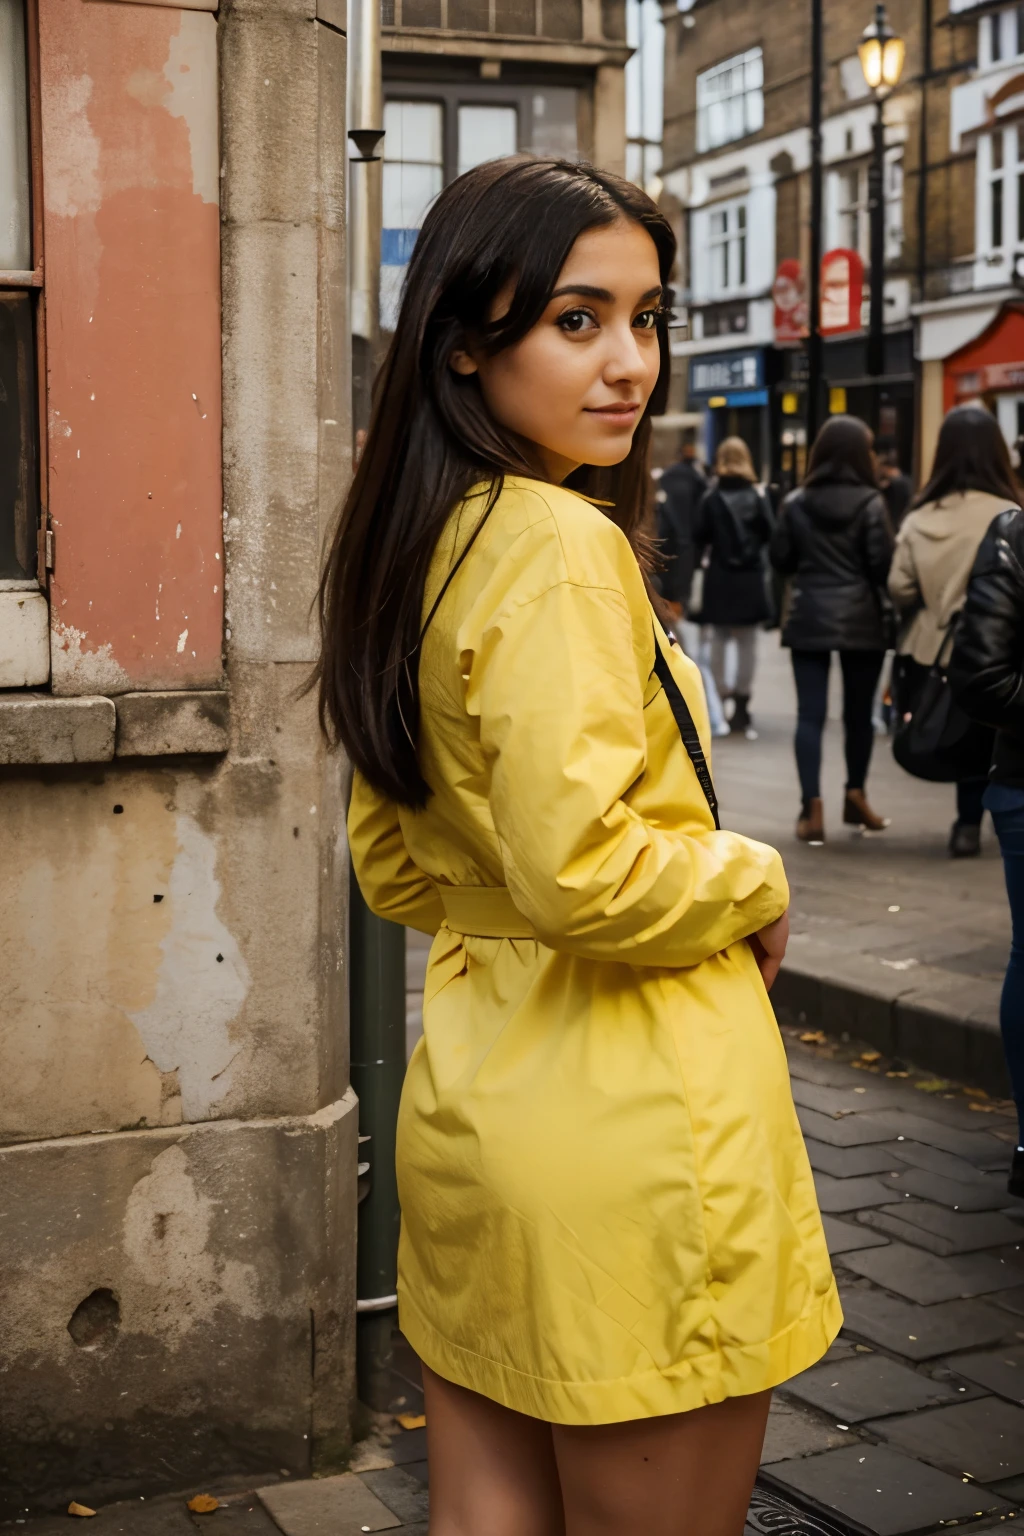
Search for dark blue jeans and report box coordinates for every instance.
[987,797,1024,1145]
[790,649,886,805]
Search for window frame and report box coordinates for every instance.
[695,46,764,154]
[704,197,749,298]
[0,0,46,598]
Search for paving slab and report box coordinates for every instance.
[385,1428,427,1467]
[12,1502,200,1536]
[760,1398,857,1464]
[838,1286,1012,1360]
[761,1443,1013,1534]
[858,1202,1024,1255]
[887,1139,1000,1182]
[792,1080,900,1117]
[195,1499,283,1536]
[950,1345,1024,1405]
[852,1113,1008,1167]
[358,1469,429,1527]
[398,1463,428,1487]
[797,1107,902,1147]
[822,1215,890,1256]
[994,1284,1024,1316]
[256,1474,401,1535]
[780,1355,958,1423]
[813,1174,902,1213]
[885,1166,1018,1211]
[840,1239,1024,1303]
[864,1396,1024,1483]
[804,1139,904,1179]
[787,1053,878,1091]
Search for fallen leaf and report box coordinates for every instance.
[964,1087,989,1099]
[915,1078,949,1094]
[859,1050,881,1062]
[886,1070,909,1078]
[969,1100,1001,1113]
[187,1496,220,1514]
[396,1413,426,1431]
[68,1504,97,1518]
[800,1030,827,1044]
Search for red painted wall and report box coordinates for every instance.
[943,305,1024,414]
[39,0,223,695]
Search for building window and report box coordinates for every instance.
[836,167,865,255]
[696,48,763,153]
[708,200,747,294]
[992,128,1006,249]
[381,100,444,331]
[457,103,517,175]
[0,0,39,589]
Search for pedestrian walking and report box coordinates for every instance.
[874,434,913,532]
[695,436,774,738]
[314,156,838,1535]
[950,508,1024,1197]
[770,415,895,844]
[889,404,1018,857]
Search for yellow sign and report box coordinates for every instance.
[782,391,799,415]
[829,386,847,414]
[708,395,727,408]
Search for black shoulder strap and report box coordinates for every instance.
[651,624,721,830]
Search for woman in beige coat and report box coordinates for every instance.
[888,404,1021,855]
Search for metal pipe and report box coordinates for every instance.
[347,0,384,426]
[867,104,886,417]
[806,0,824,444]
[917,0,931,303]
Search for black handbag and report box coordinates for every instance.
[891,624,994,784]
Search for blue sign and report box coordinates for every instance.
[689,349,765,398]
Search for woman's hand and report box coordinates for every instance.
[748,910,789,991]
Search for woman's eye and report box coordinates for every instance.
[634,309,659,331]
[558,308,598,334]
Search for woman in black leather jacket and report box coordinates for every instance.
[770,416,895,843]
[950,509,1024,1197]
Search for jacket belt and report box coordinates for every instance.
[437,884,538,940]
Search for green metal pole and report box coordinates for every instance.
[349,869,407,1411]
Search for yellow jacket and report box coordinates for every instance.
[350,476,839,1424]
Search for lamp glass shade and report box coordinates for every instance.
[858,35,883,89]
[881,34,905,86]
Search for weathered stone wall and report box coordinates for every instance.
[0,0,355,1513]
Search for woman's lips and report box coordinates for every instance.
[585,403,641,424]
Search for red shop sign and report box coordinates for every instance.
[820,247,864,336]
[772,259,807,346]
[954,360,1024,396]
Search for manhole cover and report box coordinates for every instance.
[747,1485,852,1536]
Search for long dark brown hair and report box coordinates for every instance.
[313,156,676,807]
[914,403,1022,509]
[804,415,878,490]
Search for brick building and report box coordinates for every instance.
[660,0,1007,489]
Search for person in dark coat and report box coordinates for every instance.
[874,434,913,532]
[950,508,1024,1197]
[694,436,773,737]
[654,439,706,615]
[770,415,895,843]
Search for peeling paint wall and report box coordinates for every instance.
[40,0,224,694]
[0,0,354,1510]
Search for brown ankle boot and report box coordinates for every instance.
[797,798,825,843]
[843,788,890,831]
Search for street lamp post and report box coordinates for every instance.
[858,2,905,425]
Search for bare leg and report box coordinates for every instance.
[422,1362,565,1536]
[552,1390,771,1536]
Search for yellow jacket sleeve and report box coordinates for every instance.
[348,770,445,936]
[470,579,789,967]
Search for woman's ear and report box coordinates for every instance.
[449,345,479,377]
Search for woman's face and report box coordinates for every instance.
[450,218,664,482]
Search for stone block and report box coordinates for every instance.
[797,1105,898,1147]
[220,13,319,227]
[115,691,230,757]
[762,1444,1012,1534]
[0,692,115,764]
[838,1285,1011,1360]
[813,1173,900,1213]
[822,1215,890,1255]
[0,588,49,686]
[0,1094,357,1517]
[782,1355,958,1423]
[360,1466,430,1525]
[804,1138,904,1179]
[885,1165,1014,1211]
[256,1473,401,1534]
[841,1239,1024,1304]
[858,1202,1024,1256]
[865,1397,1024,1483]
[759,1397,856,1464]
[950,1345,1024,1405]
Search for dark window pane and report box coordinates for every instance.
[993,130,1004,170]
[1019,171,1024,242]
[542,0,582,37]
[402,0,441,24]
[993,177,1004,248]
[495,0,535,30]
[448,0,489,28]
[0,291,37,581]
[992,12,1003,59]
[1017,1,1024,54]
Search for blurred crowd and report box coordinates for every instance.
[652,402,1024,1195]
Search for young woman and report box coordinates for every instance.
[315,157,839,1535]
[694,436,774,738]
[770,416,895,844]
[889,404,1018,857]
[950,507,1024,1197]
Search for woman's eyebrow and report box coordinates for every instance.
[549,283,664,304]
